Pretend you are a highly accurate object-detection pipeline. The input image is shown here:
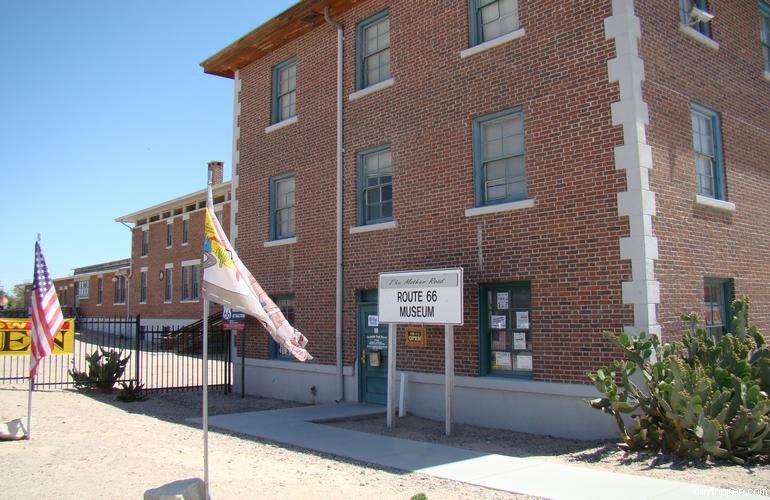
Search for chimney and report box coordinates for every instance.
[207,160,224,185]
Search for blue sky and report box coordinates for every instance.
[0,0,297,292]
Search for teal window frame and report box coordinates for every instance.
[271,57,297,124]
[479,282,533,379]
[469,0,521,46]
[761,1,770,71]
[680,0,712,37]
[269,294,296,361]
[690,102,726,201]
[357,144,393,225]
[356,9,391,90]
[269,173,296,240]
[472,107,527,207]
[704,278,734,338]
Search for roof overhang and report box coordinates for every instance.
[201,0,363,78]
[115,181,231,225]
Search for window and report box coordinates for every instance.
[691,103,725,200]
[182,264,200,301]
[114,276,126,304]
[76,280,89,299]
[680,0,713,37]
[357,10,391,90]
[471,0,520,45]
[272,57,296,124]
[270,174,295,240]
[141,229,149,256]
[269,295,296,361]
[60,288,68,306]
[164,268,173,303]
[215,208,223,225]
[704,278,733,338]
[182,219,189,244]
[761,2,770,71]
[358,145,393,225]
[166,222,173,247]
[96,278,103,305]
[140,271,147,304]
[480,283,532,377]
[473,108,527,207]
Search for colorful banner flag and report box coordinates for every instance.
[29,241,64,377]
[202,186,312,361]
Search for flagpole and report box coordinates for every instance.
[202,297,210,497]
[27,233,41,440]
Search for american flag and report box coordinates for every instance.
[29,241,63,377]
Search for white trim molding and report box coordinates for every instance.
[460,28,526,59]
[464,198,535,217]
[695,194,736,212]
[678,23,720,51]
[264,237,297,248]
[264,115,298,134]
[348,77,394,101]
[181,259,201,267]
[605,0,661,338]
[349,220,398,234]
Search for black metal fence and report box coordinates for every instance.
[0,315,231,393]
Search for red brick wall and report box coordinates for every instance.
[639,1,770,339]
[233,0,634,383]
[129,203,231,322]
[74,271,129,318]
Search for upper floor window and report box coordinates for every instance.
[691,103,725,200]
[272,57,296,124]
[471,0,520,45]
[114,276,126,304]
[182,219,189,244]
[761,2,770,71]
[357,10,391,90]
[357,145,393,225]
[704,278,733,339]
[270,174,295,240]
[473,108,527,207]
[141,229,149,256]
[680,0,713,37]
[166,222,173,248]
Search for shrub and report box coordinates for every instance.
[588,298,770,464]
[116,381,148,402]
[69,348,131,394]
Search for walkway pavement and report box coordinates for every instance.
[194,403,766,499]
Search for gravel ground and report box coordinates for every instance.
[328,414,770,493]
[0,386,535,500]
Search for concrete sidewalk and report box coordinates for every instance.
[193,403,766,500]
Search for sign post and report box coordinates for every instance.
[378,268,463,436]
[222,307,246,397]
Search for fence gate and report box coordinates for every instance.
[0,315,231,393]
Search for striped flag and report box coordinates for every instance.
[29,241,64,377]
[202,186,312,361]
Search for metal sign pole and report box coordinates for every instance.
[445,324,454,436]
[387,323,397,429]
[202,298,210,497]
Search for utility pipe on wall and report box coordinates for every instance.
[324,6,345,403]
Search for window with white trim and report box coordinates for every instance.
[182,264,200,301]
[471,0,520,45]
[473,108,527,207]
[140,271,148,304]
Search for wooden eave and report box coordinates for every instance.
[201,0,363,78]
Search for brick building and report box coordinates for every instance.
[201,0,770,438]
[115,161,231,328]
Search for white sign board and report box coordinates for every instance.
[378,268,463,325]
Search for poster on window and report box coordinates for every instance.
[513,331,527,351]
[516,355,533,370]
[491,315,506,329]
[493,351,512,370]
[496,292,509,310]
[491,331,507,350]
[516,311,530,329]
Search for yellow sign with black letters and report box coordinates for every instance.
[0,318,75,355]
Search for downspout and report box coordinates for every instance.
[325,5,345,403]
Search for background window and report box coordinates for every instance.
[480,283,532,377]
[270,174,295,240]
[358,146,393,225]
[76,280,89,299]
[164,268,173,303]
[269,295,296,361]
[166,223,173,247]
[113,276,126,304]
[357,10,390,89]
[473,108,526,206]
[182,264,200,301]
[761,2,770,71]
[140,271,147,303]
[96,278,103,305]
[182,219,189,244]
[471,0,520,45]
[272,57,296,124]
[141,229,148,256]
[691,104,725,200]
[680,0,712,37]
[704,278,733,338]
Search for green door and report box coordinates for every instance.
[357,302,388,405]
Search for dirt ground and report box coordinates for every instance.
[0,386,530,500]
[329,414,770,493]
